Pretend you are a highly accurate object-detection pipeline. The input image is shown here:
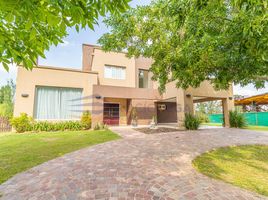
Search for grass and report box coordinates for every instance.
[0,130,120,184]
[201,123,223,127]
[245,126,268,131]
[201,123,268,131]
[193,145,268,196]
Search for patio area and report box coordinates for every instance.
[0,128,268,199]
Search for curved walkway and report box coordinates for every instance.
[1,128,268,200]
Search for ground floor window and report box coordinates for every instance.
[34,86,83,120]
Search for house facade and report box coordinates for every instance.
[14,44,234,128]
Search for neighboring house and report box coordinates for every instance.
[14,44,234,128]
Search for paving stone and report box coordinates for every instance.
[0,128,268,199]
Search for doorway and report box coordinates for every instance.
[103,103,120,125]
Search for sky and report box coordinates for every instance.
[0,0,267,96]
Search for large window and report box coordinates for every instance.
[34,86,83,120]
[104,65,126,80]
[139,69,149,88]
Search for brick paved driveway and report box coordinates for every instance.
[1,128,268,200]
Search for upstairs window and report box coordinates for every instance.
[139,69,149,88]
[104,65,126,80]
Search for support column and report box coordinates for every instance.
[92,96,104,128]
[176,90,194,129]
[222,97,234,127]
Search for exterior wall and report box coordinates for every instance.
[91,48,136,88]
[92,85,161,126]
[14,66,98,118]
[104,98,127,125]
[185,81,233,98]
[157,102,177,123]
[130,99,156,125]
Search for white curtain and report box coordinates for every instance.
[34,87,82,120]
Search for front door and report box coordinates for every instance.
[103,103,120,125]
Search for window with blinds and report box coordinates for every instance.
[104,65,126,80]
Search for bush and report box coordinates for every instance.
[0,103,13,119]
[94,123,108,130]
[10,113,33,133]
[196,112,209,123]
[11,113,84,133]
[32,121,82,132]
[184,113,201,130]
[81,111,92,130]
[229,110,247,128]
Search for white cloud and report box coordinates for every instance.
[234,83,268,97]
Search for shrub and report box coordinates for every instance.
[11,113,84,133]
[196,112,209,123]
[184,113,201,130]
[94,123,108,130]
[10,113,33,133]
[229,110,247,128]
[81,111,92,129]
[32,121,82,132]
[0,103,13,119]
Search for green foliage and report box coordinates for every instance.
[229,110,247,128]
[32,121,82,132]
[0,103,13,119]
[94,123,108,130]
[196,112,209,123]
[81,111,92,130]
[11,113,84,133]
[0,0,130,70]
[10,113,33,133]
[99,0,268,92]
[195,101,222,114]
[131,107,138,120]
[184,113,201,130]
[0,80,15,118]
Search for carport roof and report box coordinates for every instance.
[235,93,268,105]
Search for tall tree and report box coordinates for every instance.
[99,0,268,92]
[0,80,15,118]
[0,0,130,71]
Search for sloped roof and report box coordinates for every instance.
[235,93,268,105]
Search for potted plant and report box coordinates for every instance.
[150,115,157,129]
[131,107,138,127]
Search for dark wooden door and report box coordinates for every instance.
[103,103,120,125]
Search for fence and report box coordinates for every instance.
[0,117,11,132]
[209,112,268,126]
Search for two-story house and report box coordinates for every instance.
[14,44,234,128]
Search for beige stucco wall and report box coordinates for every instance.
[91,49,136,88]
[185,80,233,98]
[14,66,98,118]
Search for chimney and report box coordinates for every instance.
[82,44,94,72]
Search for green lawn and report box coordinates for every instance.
[193,145,268,196]
[202,123,268,131]
[0,130,120,184]
[245,126,268,131]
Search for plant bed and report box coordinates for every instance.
[134,127,179,134]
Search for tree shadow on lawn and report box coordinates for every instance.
[192,144,268,196]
